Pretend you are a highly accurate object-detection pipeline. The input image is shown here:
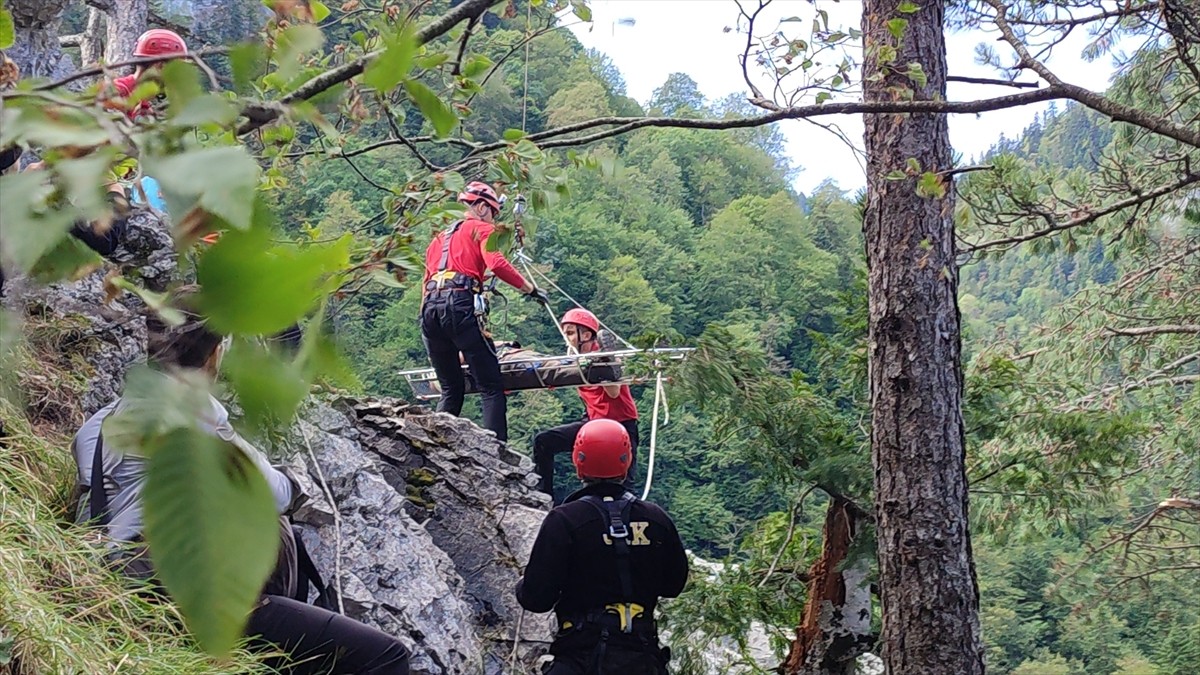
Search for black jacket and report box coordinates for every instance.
[516,482,689,625]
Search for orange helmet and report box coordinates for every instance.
[458,181,502,214]
[562,308,600,334]
[573,419,632,481]
[134,29,188,58]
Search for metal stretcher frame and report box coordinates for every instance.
[398,347,693,401]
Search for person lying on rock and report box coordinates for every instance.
[71,286,410,675]
[517,419,689,675]
[534,308,639,501]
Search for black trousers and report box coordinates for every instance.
[421,291,507,441]
[534,419,639,497]
[246,595,410,674]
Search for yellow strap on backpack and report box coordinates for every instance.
[603,602,645,633]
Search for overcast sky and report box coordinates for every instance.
[567,0,1127,194]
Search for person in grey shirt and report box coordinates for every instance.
[73,394,295,542]
[71,286,409,675]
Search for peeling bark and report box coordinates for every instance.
[783,496,872,675]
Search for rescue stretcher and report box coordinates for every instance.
[399,345,692,401]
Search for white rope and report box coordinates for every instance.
[514,251,637,350]
[641,369,669,500]
[510,607,526,672]
[300,427,345,615]
[516,255,576,352]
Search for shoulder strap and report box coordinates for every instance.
[581,492,638,601]
[434,220,464,289]
[291,525,340,611]
[89,422,111,527]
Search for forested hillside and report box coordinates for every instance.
[2,1,1196,674]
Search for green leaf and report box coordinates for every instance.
[815,91,832,104]
[905,157,922,173]
[502,128,527,141]
[196,226,350,336]
[415,52,450,70]
[28,235,103,283]
[369,267,406,288]
[161,60,203,108]
[362,25,417,92]
[229,42,265,94]
[571,0,592,22]
[877,45,898,66]
[169,94,238,128]
[906,61,928,88]
[898,1,920,13]
[144,146,260,229]
[512,138,541,159]
[0,171,74,273]
[441,171,465,194]
[884,170,908,181]
[273,24,324,84]
[916,171,947,198]
[0,8,15,50]
[404,80,457,137]
[109,277,186,326]
[1,105,110,149]
[887,18,908,40]
[222,338,309,430]
[142,428,280,657]
[310,0,331,22]
[484,226,513,253]
[461,54,492,79]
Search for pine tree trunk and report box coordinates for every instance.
[861,1,985,673]
[79,8,106,68]
[4,0,75,81]
[782,496,872,675]
[103,0,149,69]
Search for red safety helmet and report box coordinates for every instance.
[573,419,632,481]
[561,308,600,335]
[458,181,502,214]
[133,29,188,58]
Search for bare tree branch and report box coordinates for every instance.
[947,75,1038,89]
[237,0,505,135]
[986,0,1200,149]
[10,48,229,93]
[1104,324,1200,337]
[964,171,1200,252]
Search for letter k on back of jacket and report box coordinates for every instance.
[516,420,689,674]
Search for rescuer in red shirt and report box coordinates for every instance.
[534,308,640,500]
[106,29,188,121]
[421,182,549,441]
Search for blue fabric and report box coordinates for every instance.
[131,176,167,211]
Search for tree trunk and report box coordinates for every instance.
[103,0,149,70]
[861,1,985,674]
[4,0,75,81]
[79,8,106,69]
[782,496,872,675]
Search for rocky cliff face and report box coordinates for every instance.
[282,398,554,675]
[2,207,556,674]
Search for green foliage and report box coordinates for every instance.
[196,222,350,336]
[142,427,280,657]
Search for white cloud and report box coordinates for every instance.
[567,0,1130,194]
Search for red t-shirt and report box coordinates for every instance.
[423,218,527,289]
[578,383,638,422]
[110,74,153,118]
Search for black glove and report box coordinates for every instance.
[526,287,550,305]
